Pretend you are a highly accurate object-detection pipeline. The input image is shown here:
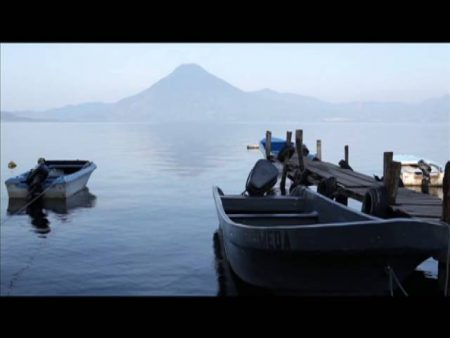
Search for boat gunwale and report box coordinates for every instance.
[212,186,446,231]
[5,162,96,185]
[58,162,97,183]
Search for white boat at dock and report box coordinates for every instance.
[394,155,444,187]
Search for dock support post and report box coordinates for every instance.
[316,140,322,161]
[421,178,430,194]
[345,145,349,164]
[265,130,272,160]
[280,131,293,195]
[295,129,304,172]
[442,161,450,224]
[384,159,401,205]
[438,162,449,295]
[383,151,393,178]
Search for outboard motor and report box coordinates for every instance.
[245,159,279,196]
[418,159,432,178]
[418,159,431,193]
[26,159,50,198]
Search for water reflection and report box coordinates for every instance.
[26,197,50,235]
[8,188,97,215]
[405,186,443,199]
[119,123,244,177]
[7,188,96,235]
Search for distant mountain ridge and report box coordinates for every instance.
[2,64,449,123]
[0,111,50,122]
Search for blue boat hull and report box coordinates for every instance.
[259,137,286,157]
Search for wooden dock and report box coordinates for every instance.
[288,155,444,222]
[264,129,449,224]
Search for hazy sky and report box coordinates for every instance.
[1,43,449,111]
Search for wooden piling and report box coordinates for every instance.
[384,160,401,205]
[421,178,430,194]
[280,131,293,195]
[345,145,349,164]
[316,140,322,161]
[265,130,272,160]
[442,161,450,224]
[295,129,304,172]
[437,161,449,295]
[383,151,393,178]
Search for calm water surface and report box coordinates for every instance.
[1,122,448,295]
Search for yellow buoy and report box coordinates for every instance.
[8,161,17,169]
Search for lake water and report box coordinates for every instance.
[1,121,448,296]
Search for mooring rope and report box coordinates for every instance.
[387,265,408,297]
[4,201,58,295]
[1,181,58,226]
[5,238,48,295]
[388,266,394,297]
[2,182,60,295]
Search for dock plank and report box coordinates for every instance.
[282,152,444,222]
[289,155,381,189]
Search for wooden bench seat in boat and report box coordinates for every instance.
[228,211,319,226]
[221,196,307,214]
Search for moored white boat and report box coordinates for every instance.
[395,155,444,187]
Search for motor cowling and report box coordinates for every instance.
[26,163,50,197]
[245,159,279,196]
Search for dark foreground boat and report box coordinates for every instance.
[213,185,449,295]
